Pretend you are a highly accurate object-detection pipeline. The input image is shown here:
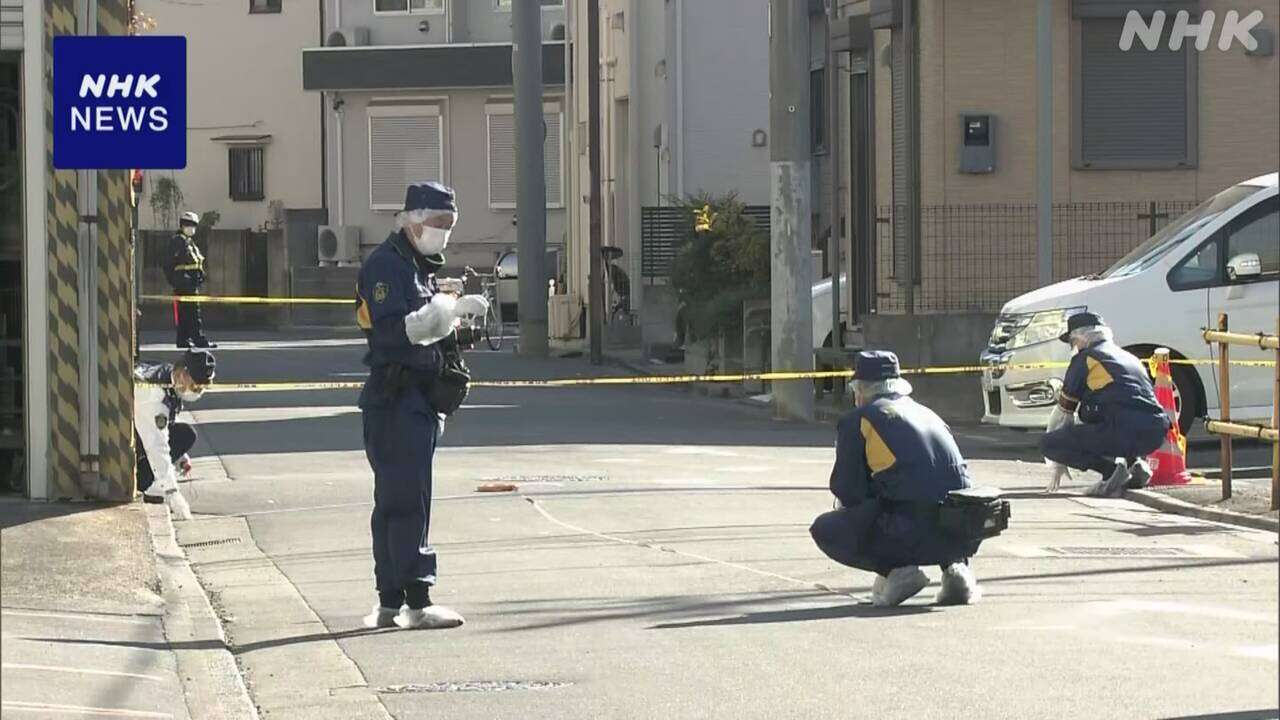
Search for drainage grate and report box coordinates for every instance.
[376,681,571,695]
[488,475,606,484]
[1046,546,1186,558]
[180,537,242,549]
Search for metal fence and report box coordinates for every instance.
[641,200,1199,315]
[874,201,1199,314]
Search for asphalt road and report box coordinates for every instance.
[143,333,1279,720]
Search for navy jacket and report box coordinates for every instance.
[830,393,971,509]
[1061,340,1163,423]
[165,234,206,292]
[355,231,445,377]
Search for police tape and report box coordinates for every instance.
[184,357,1274,393]
[141,294,352,305]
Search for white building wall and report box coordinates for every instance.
[136,0,323,231]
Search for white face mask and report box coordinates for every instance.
[181,225,196,237]
[411,226,451,256]
[178,388,204,403]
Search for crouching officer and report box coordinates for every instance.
[810,351,988,607]
[1041,312,1170,498]
[356,181,488,631]
[165,211,215,349]
[134,349,216,519]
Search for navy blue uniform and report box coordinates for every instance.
[165,233,209,347]
[1040,340,1170,476]
[810,393,976,575]
[356,230,447,609]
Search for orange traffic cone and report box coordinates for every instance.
[1147,348,1191,486]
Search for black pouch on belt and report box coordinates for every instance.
[938,487,1011,541]
[426,333,471,417]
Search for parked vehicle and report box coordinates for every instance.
[980,173,1278,434]
[810,273,848,349]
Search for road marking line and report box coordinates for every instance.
[2,664,165,682]
[524,497,862,600]
[0,610,156,626]
[1,701,172,718]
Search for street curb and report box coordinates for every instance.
[1123,488,1280,533]
[145,503,261,720]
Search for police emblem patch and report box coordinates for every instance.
[156,415,168,430]
[373,282,389,304]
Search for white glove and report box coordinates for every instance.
[404,294,459,345]
[454,294,490,319]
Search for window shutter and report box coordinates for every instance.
[543,112,562,207]
[488,113,517,206]
[370,114,441,209]
[1079,19,1190,166]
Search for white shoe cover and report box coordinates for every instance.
[935,563,982,606]
[363,605,400,629]
[1100,462,1131,498]
[396,605,465,629]
[870,574,888,605]
[873,566,929,607]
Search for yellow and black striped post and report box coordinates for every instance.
[41,0,136,501]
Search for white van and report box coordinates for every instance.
[981,172,1278,434]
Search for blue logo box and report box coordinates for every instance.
[53,36,187,170]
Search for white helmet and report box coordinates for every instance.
[179,211,200,227]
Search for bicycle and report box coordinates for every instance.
[463,266,504,351]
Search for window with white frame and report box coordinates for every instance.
[368,105,444,211]
[486,103,563,209]
[494,0,564,12]
[375,0,443,15]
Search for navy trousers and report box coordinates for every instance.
[1040,407,1169,477]
[811,500,974,576]
[363,387,439,609]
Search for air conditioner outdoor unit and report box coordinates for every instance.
[326,26,370,47]
[317,225,361,266]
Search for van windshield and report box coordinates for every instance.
[1100,184,1262,279]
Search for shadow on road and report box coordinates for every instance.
[650,603,933,629]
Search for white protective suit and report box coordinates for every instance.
[133,363,191,519]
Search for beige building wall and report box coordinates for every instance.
[137,0,324,231]
[914,0,1279,207]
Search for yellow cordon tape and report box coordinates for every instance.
[141,295,352,305]
[184,357,1274,393]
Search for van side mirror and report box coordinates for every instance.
[1226,253,1263,281]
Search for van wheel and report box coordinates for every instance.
[1167,363,1201,436]
[1130,346,1202,436]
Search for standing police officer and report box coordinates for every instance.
[165,211,215,349]
[356,182,488,630]
[1041,312,1170,498]
[810,351,982,607]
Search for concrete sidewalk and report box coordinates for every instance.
[0,499,258,720]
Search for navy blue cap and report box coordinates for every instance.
[855,351,900,381]
[183,349,216,384]
[1059,311,1105,343]
[403,181,458,214]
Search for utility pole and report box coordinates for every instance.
[826,3,842,353]
[1036,0,1053,286]
[587,0,604,364]
[770,0,815,421]
[514,0,549,356]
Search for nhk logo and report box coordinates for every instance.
[72,74,170,132]
[54,36,186,169]
[1120,9,1267,52]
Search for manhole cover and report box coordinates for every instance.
[488,475,605,484]
[376,681,571,694]
[180,537,241,549]
[1046,546,1186,558]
